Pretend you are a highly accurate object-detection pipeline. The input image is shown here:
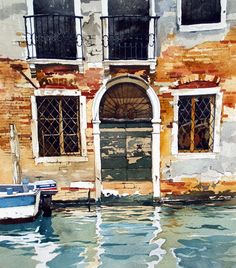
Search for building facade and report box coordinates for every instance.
[0,0,236,202]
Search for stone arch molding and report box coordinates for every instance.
[92,74,161,201]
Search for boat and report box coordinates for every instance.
[0,180,57,223]
[30,180,58,196]
[0,186,40,224]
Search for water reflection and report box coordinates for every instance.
[97,206,162,268]
[0,205,236,267]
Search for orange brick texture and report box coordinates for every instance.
[156,26,236,198]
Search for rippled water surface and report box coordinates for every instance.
[0,204,236,268]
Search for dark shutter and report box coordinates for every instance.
[181,0,221,25]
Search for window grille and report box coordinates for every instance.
[24,15,83,60]
[178,95,216,152]
[99,83,152,121]
[37,96,81,157]
[101,0,158,60]
[24,0,83,59]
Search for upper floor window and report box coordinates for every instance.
[24,0,83,60]
[101,0,158,61]
[177,0,226,32]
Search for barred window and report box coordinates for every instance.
[36,96,81,157]
[178,95,216,153]
[108,0,149,60]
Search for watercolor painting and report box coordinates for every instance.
[0,0,236,267]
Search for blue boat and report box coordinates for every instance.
[0,180,57,223]
[0,187,40,223]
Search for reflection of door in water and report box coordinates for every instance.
[99,82,153,181]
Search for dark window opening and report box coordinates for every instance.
[99,83,152,122]
[32,0,77,59]
[178,95,216,152]
[106,0,150,60]
[181,0,221,25]
[33,0,74,15]
[37,96,80,157]
[108,0,149,16]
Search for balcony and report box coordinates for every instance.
[24,14,83,61]
[101,15,158,63]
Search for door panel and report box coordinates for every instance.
[100,123,152,181]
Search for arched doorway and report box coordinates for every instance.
[92,75,161,201]
[100,82,153,181]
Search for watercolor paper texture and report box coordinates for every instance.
[0,0,235,204]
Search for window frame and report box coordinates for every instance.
[171,87,222,159]
[25,0,83,65]
[31,89,87,164]
[177,0,227,32]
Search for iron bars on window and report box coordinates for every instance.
[101,15,158,60]
[24,14,83,60]
[178,95,216,153]
[37,96,81,157]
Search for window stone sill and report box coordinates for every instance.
[174,152,217,160]
[35,156,88,164]
[179,22,227,32]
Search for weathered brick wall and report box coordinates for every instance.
[0,60,103,201]
[156,26,236,198]
[0,60,33,183]
[1,25,236,200]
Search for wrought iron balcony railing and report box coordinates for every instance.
[101,15,158,61]
[24,14,83,60]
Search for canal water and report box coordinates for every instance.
[0,204,236,268]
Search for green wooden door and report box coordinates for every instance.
[100,122,152,181]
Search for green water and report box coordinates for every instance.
[0,204,236,268]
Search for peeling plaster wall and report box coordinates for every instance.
[81,0,103,63]
[1,0,236,62]
[161,123,236,183]
[155,0,236,56]
[156,21,236,197]
[0,1,27,59]
[0,0,104,63]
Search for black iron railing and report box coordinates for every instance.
[101,15,158,60]
[24,14,83,60]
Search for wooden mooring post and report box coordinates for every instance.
[10,124,21,184]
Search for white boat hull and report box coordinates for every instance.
[0,190,40,223]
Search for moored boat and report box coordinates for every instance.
[0,186,40,224]
[30,180,58,196]
[0,179,57,223]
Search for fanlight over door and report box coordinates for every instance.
[99,83,152,121]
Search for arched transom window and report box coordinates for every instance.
[99,83,152,121]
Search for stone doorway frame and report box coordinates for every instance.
[92,75,161,201]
